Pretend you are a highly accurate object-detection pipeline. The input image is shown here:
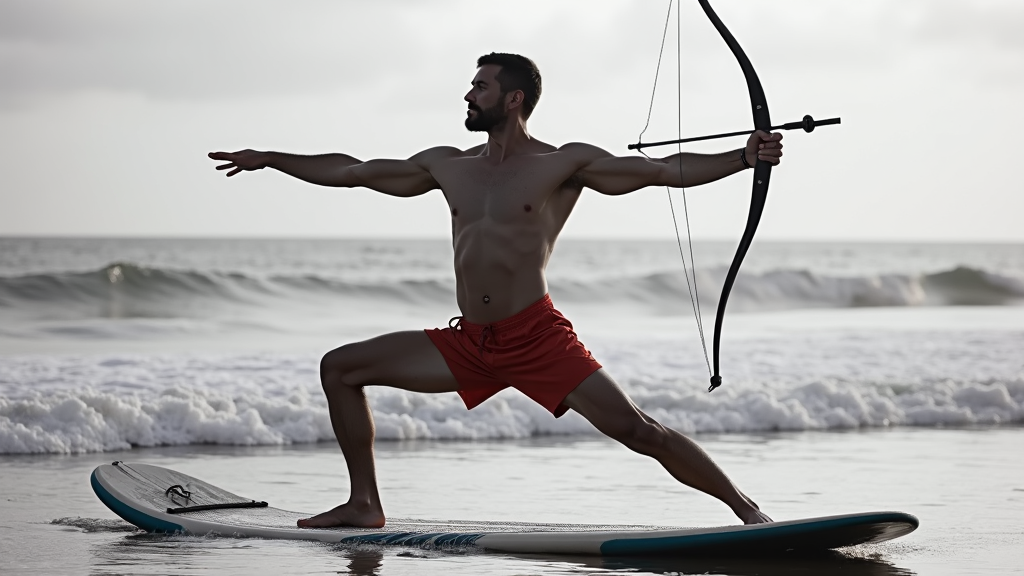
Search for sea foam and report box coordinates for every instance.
[2,351,1021,455]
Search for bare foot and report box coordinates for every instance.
[740,508,774,524]
[735,493,773,524]
[297,502,386,529]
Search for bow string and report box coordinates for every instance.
[631,0,841,393]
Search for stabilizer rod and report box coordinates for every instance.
[628,114,840,151]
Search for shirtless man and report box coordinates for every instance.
[209,53,782,529]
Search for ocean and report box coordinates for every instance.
[1,237,1022,575]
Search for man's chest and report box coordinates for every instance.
[432,157,576,222]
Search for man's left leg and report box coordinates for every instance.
[561,369,771,525]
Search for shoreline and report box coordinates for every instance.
[3,428,1021,575]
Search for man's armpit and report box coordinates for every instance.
[562,170,585,192]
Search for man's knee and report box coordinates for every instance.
[320,343,371,391]
[613,417,669,457]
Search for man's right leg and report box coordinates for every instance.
[297,330,459,528]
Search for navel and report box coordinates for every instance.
[524,204,532,213]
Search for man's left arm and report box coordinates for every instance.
[574,131,782,196]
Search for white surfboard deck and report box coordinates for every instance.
[91,462,917,556]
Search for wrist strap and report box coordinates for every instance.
[739,148,752,169]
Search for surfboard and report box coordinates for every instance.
[91,462,917,556]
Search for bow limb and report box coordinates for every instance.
[698,0,772,392]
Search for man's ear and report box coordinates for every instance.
[505,90,525,111]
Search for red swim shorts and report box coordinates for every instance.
[425,294,602,418]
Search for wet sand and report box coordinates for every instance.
[3,427,1022,575]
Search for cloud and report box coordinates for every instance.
[2,0,1022,240]
[896,0,1024,50]
[5,0,1019,108]
[0,0,454,103]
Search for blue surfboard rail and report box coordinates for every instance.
[601,511,919,556]
[91,470,184,534]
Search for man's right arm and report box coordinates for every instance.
[208,148,455,198]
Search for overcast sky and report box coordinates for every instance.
[1,0,1021,241]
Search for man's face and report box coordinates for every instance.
[464,65,507,132]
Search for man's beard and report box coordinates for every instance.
[465,101,507,132]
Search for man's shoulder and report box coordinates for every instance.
[407,146,477,170]
[556,142,612,160]
[410,146,469,161]
[556,142,603,152]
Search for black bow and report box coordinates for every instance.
[630,1,840,393]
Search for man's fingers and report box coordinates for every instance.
[752,129,783,166]
[210,150,256,176]
[758,149,782,165]
[757,130,782,141]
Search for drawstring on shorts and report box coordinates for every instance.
[449,316,495,353]
[479,325,494,353]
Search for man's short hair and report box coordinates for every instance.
[476,53,542,119]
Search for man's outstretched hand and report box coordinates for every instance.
[208,149,268,177]
[743,130,783,168]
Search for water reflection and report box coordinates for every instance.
[342,548,384,576]
[90,534,218,574]
[576,550,915,576]
[87,532,914,576]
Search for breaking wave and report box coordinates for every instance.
[2,377,1021,455]
[0,262,1021,319]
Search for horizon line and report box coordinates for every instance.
[1,234,1022,245]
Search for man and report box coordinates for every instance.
[210,53,782,529]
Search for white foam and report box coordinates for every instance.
[49,517,138,533]
[1,341,1021,454]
